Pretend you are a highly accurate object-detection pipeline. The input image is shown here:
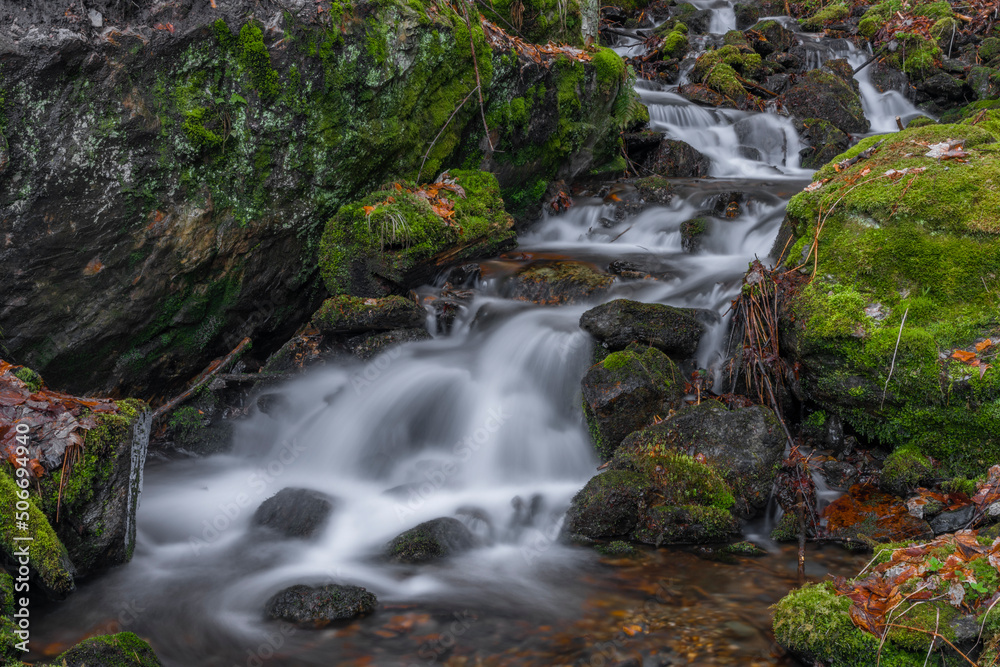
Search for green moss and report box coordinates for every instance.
[720,540,767,556]
[912,1,952,20]
[12,367,41,393]
[595,540,638,556]
[804,410,827,430]
[0,472,74,597]
[592,47,626,92]
[690,45,763,99]
[662,30,689,59]
[982,38,1000,63]
[770,512,799,541]
[941,476,977,496]
[799,3,849,31]
[55,631,161,666]
[234,22,281,99]
[615,450,736,510]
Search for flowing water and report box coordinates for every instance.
[30,9,929,667]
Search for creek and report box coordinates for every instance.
[29,5,927,666]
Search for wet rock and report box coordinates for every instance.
[822,460,857,489]
[505,261,615,305]
[265,583,377,626]
[929,504,975,534]
[617,400,785,516]
[256,393,291,418]
[581,346,683,458]
[580,299,706,358]
[823,484,933,543]
[767,52,802,73]
[869,58,911,94]
[566,449,739,545]
[643,139,712,178]
[386,517,477,563]
[56,631,162,667]
[822,59,857,89]
[881,447,936,496]
[607,257,674,282]
[763,73,792,94]
[734,3,761,30]
[681,217,710,252]
[624,130,666,166]
[312,295,426,334]
[677,83,738,109]
[969,66,1000,100]
[798,117,850,169]
[746,20,797,56]
[916,72,966,104]
[252,488,337,539]
[345,328,432,360]
[778,69,869,134]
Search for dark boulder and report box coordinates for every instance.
[345,328,432,360]
[916,72,967,105]
[678,83,739,109]
[386,517,477,563]
[617,400,785,517]
[582,346,683,459]
[252,488,337,539]
[734,3,761,29]
[929,504,975,534]
[265,584,377,626]
[681,217,710,252]
[644,139,712,177]
[778,69,869,134]
[745,20,797,56]
[798,118,851,169]
[505,261,615,305]
[579,299,706,357]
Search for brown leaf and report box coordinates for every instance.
[951,349,977,364]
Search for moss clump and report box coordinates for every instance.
[319,170,515,295]
[12,367,41,393]
[614,450,736,511]
[231,21,281,99]
[982,38,1000,63]
[477,0,585,45]
[690,45,762,99]
[595,540,638,556]
[55,631,161,666]
[912,1,953,20]
[941,476,977,496]
[0,473,75,598]
[592,47,626,93]
[773,582,925,666]
[770,512,799,541]
[880,444,935,495]
[799,3,849,31]
[662,29,689,60]
[779,120,1000,477]
[720,540,767,556]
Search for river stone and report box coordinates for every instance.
[798,118,850,170]
[677,83,738,109]
[916,72,966,104]
[778,69,869,134]
[386,517,477,563]
[618,401,785,517]
[505,261,615,305]
[56,631,162,667]
[581,346,683,459]
[265,583,377,626]
[345,327,432,360]
[644,139,712,178]
[746,20,796,56]
[929,504,975,534]
[734,3,760,29]
[312,295,426,334]
[579,299,706,358]
[252,488,337,539]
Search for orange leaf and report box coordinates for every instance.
[363,206,377,216]
[976,339,993,353]
[622,624,644,636]
[951,349,977,364]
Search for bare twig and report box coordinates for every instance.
[417,86,479,183]
[887,623,978,666]
[460,0,495,154]
[881,307,909,409]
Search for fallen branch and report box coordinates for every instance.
[886,623,978,666]
[417,86,479,182]
[151,337,251,423]
[460,0,495,155]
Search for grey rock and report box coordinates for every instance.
[930,504,975,534]
[265,583,377,626]
[386,517,477,563]
[252,488,337,539]
[580,299,706,358]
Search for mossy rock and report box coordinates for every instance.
[745,20,796,56]
[56,631,162,666]
[320,170,517,297]
[579,298,706,357]
[0,473,75,599]
[505,260,615,305]
[581,346,683,458]
[35,398,150,576]
[798,3,849,32]
[774,119,1000,477]
[311,295,426,333]
[778,69,869,134]
[265,583,377,627]
[680,217,709,252]
[798,117,850,170]
[616,400,785,516]
[385,517,477,564]
[690,45,763,101]
[881,445,936,495]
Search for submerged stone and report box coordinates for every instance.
[504,261,615,305]
[265,584,377,626]
[386,517,477,564]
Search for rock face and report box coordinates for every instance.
[0,0,639,397]
[312,296,427,334]
[778,69,869,134]
[564,448,740,545]
[386,517,477,563]
[265,584,377,626]
[644,139,712,177]
[773,118,1000,477]
[580,299,707,358]
[798,118,850,169]
[581,346,683,459]
[616,401,785,516]
[252,488,337,539]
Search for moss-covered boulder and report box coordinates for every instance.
[565,450,739,545]
[778,69,869,135]
[745,20,797,57]
[689,45,764,103]
[265,583,377,627]
[680,217,710,252]
[616,400,785,517]
[581,346,683,458]
[320,171,517,297]
[386,517,477,564]
[643,139,711,177]
[798,3,849,32]
[774,533,1000,665]
[505,260,615,305]
[56,632,162,667]
[312,295,427,333]
[773,118,1000,477]
[579,299,707,358]
[478,0,596,46]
